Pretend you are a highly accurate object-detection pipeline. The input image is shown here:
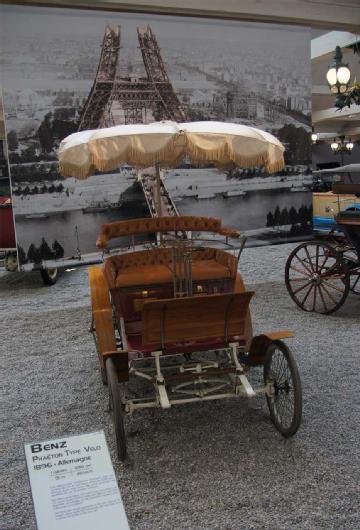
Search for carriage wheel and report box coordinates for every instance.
[350,272,360,295]
[348,260,360,295]
[285,241,350,314]
[106,358,127,461]
[264,341,302,438]
[341,248,360,295]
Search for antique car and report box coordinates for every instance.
[89,215,302,459]
[58,120,302,459]
[312,164,360,232]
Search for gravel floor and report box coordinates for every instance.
[1,243,360,530]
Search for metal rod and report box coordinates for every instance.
[237,235,247,264]
[155,161,162,217]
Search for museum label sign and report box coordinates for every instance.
[24,431,129,530]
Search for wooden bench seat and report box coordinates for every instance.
[123,291,254,355]
[335,213,360,254]
[332,183,360,197]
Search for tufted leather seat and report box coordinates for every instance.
[104,248,171,288]
[103,247,237,289]
[191,260,230,281]
[115,264,173,287]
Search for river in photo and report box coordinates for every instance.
[176,189,310,231]
[15,202,149,258]
[14,185,310,260]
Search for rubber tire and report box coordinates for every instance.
[40,267,59,286]
[100,367,108,386]
[264,340,302,438]
[106,358,127,461]
[350,273,360,295]
[4,252,18,272]
[285,241,350,314]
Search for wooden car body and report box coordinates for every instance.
[89,216,301,459]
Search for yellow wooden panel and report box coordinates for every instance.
[234,272,253,349]
[234,271,246,293]
[93,309,117,365]
[88,265,112,312]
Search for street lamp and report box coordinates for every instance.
[326,46,351,95]
[311,128,318,144]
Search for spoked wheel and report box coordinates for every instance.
[264,341,302,437]
[350,271,360,295]
[106,358,127,461]
[341,249,360,295]
[285,241,350,314]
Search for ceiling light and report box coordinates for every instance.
[346,140,354,151]
[311,128,318,144]
[326,46,351,95]
[330,136,354,164]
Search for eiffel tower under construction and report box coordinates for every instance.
[78,25,186,131]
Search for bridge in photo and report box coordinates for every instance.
[137,170,179,218]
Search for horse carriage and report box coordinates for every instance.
[285,182,360,314]
[58,120,302,459]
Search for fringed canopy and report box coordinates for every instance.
[58,121,285,178]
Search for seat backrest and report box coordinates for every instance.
[103,248,173,289]
[332,183,360,197]
[141,291,254,348]
[335,215,360,254]
[336,211,360,222]
[96,216,240,249]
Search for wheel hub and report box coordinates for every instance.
[311,273,321,286]
[4,253,18,272]
[274,381,291,395]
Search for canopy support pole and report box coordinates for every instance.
[155,161,162,217]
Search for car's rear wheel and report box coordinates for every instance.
[40,267,59,286]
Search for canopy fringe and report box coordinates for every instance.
[59,162,95,179]
[89,135,182,172]
[58,125,285,178]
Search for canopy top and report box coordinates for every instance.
[58,120,285,179]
